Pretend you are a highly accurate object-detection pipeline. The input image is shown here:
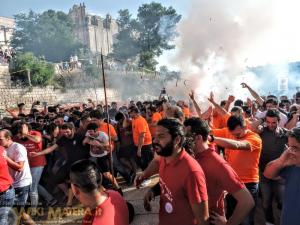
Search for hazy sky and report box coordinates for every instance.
[0,0,187,18]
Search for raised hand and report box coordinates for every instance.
[241,82,249,88]
[227,95,235,103]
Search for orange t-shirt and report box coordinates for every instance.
[98,122,118,151]
[182,106,190,118]
[149,112,162,136]
[132,115,152,146]
[212,128,262,183]
[212,113,228,129]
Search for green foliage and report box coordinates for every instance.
[11,10,82,62]
[84,64,101,78]
[9,52,55,86]
[112,2,181,71]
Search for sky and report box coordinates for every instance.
[0,0,187,18]
[0,0,185,69]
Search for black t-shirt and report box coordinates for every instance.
[259,127,288,171]
[56,134,90,165]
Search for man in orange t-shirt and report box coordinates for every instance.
[128,106,153,170]
[211,115,262,225]
[148,106,162,137]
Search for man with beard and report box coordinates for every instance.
[252,109,288,224]
[30,122,90,206]
[136,118,209,225]
[183,117,254,225]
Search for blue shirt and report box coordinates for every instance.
[280,166,300,225]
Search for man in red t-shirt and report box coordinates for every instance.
[70,159,129,225]
[184,117,254,225]
[136,118,209,225]
[0,146,14,225]
[13,122,45,207]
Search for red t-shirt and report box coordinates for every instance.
[13,131,46,167]
[82,190,129,225]
[158,150,208,225]
[195,148,244,215]
[0,146,13,192]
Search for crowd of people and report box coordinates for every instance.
[0,46,15,65]
[0,82,300,225]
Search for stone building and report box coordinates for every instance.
[69,3,119,55]
[0,16,15,48]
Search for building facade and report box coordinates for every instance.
[0,16,15,49]
[69,3,119,55]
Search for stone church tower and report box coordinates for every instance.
[69,3,118,55]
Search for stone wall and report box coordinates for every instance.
[0,85,120,111]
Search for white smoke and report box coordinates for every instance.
[171,0,300,103]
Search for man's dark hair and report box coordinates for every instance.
[234,99,244,107]
[86,122,98,131]
[70,159,102,193]
[227,115,246,131]
[296,92,300,98]
[288,127,300,143]
[89,110,104,120]
[157,118,185,146]
[220,100,227,107]
[231,106,243,114]
[17,103,25,108]
[15,121,32,133]
[184,117,210,141]
[61,122,75,130]
[266,109,280,121]
[128,106,139,114]
[115,111,125,122]
[265,98,278,107]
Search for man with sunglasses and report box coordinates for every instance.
[264,127,300,225]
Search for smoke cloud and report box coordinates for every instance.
[170,0,300,103]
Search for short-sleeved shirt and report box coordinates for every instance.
[56,134,90,165]
[0,146,13,192]
[280,166,300,225]
[13,131,46,168]
[82,190,129,225]
[158,150,208,225]
[259,127,288,171]
[195,148,244,215]
[85,131,109,158]
[6,142,32,188]
[213,128,262,183]
[132,115,152,146]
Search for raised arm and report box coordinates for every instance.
[241,83,264,106]
[208,92,228,116]
[189,90,202,117]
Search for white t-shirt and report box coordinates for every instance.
[255,110,288,128]
[86,132,109,158]
[6,142,32,188]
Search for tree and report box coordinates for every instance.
[111,9,139,62]
[11,10,82,62]
[137,2,181,70]
[9,52,55,86]
[111,2,181,71]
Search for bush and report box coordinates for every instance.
[9,52,55,86]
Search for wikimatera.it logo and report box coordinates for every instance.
[9,206,102,224]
